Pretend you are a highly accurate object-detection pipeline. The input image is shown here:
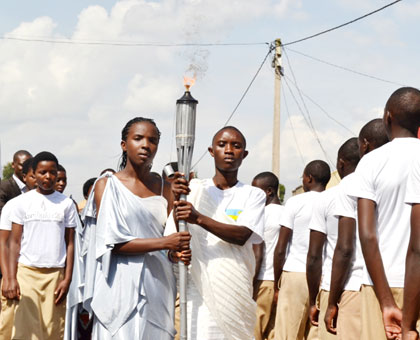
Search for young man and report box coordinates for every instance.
[348,87,420,339]
[4,151,77,339]
[324,119,389,339]
[273,160,331,340]
[402,144,420,339]
[55,164,68,193]
[0,158,38,338]
[167,126,265,339]
[306,138,360,340]
[0,150,32,213]
[252,171,284,340]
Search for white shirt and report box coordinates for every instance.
[406,153,420,204]
[202,178,265,244]
[10,190,77,268]
[280,191,321,273]
[0,195,23,231]
[348,138,420,287]
[258,203,284,281]
[333,173,364,291]
[13,174,27,193]
[308,186,339,291]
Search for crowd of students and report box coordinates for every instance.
[0,86,418,340]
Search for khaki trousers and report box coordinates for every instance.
[274,271,319,340]
[360,285,402,340]
[254,280,276,340]
[0,282,18,339]
[337,290,360,340]
[11,264,66,340]
[318,290,337,340]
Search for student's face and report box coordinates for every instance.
[208,129,248,172]
[302,172,311,192]
[55,171,67,193]
[35,161,58,194]
[12,154,31,181]
[23,168,37,190]
[121,122,159,169]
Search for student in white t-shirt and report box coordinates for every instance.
[324,118,389,340]
[306,138,360,340]
[273,160,331,340]
[251,171,285,340]
[4,151,77,339]
[348,87,420,340]
[171,126,265,339]
[402,154,420,340]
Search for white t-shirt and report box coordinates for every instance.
[308,186,339,291]
[280,191,321,273]
[333,172,364,291]
[406,153,420,204]
[0,195,23,231]
[348,138,420,287]
[10,190,78,268]
[202,178,265,244]
[258,203,284,281]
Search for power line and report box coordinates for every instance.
[191,44,274,168]
[0,35,269,47]
[285,47,407,87]
[281,0,402,47]
[281,86,306,166]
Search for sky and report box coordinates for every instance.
[0,0,418,202]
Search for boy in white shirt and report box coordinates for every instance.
[348,87,420,340]
[4,151,77,339]
[402,152,420,339]
[252,171,285,340]
[273,160,331,340]
[324,118,389,340]
[306,138,360,340]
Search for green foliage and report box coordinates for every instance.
[2,162,13,180]
[279,183,285,204]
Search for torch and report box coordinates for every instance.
[176,77,198,340]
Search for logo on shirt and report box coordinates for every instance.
[225,209,242,221]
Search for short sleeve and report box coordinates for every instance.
[279,197,296,230]
[405,156,420,204]
[335,179,357,219]
[236,188,265,244]
[64,200,78,228]
[347,155,376,202]
[308,195,327,234]
[0,200,14,230]
[9,196,25,225]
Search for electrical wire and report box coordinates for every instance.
[281,86,306,166]
[281,0,402,47]
[284,47,407,87]
[191,44,274,168]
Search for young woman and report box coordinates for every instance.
[86,117,191,339]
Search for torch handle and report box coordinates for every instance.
[178,193,188,340]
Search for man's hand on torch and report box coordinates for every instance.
[171,172,191,201]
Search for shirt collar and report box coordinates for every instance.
[13,174,27,193]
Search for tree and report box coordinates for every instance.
[279,183,285,204]
[2,162,13,180]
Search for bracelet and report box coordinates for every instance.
[167,250,177,263]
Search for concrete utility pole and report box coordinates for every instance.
[272,38,283,178]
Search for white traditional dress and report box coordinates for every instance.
[166,178,265,340]
[81,174,176,339]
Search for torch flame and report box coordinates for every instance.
[183,76,196,91]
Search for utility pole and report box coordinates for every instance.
[272,38,283,178]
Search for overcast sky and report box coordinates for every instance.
[0,0,418,201]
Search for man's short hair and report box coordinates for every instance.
[359,118,389,148]
[13,150,32,162]
[338,137,360,167]
[386,87,420,135]
[57,164,66,172]
[22,158,34,175]
[31,151,58,171]
[304,160,331,186]
[253,171,279,193]
[212,126,247,148]
[83,177,97,198]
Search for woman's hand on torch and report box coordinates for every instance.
[171,172,190,201]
